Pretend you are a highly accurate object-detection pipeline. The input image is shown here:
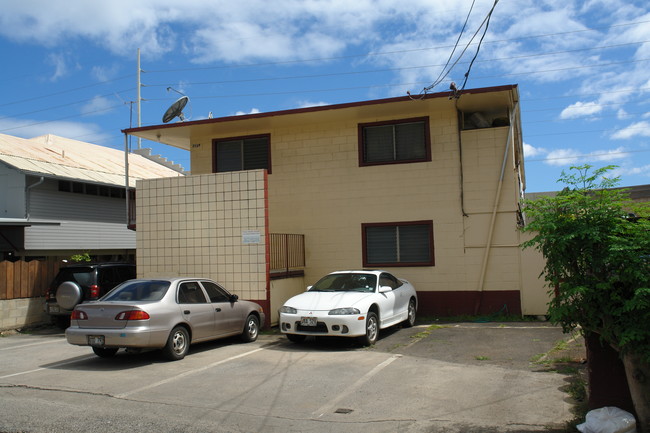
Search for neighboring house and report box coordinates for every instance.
[125,84,540,325]
[0,133,185,329]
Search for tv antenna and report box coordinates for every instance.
[162,87,190,123]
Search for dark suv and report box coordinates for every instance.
[45,263,136,328]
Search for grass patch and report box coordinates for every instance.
[475,355,490,361]
[409,324,449,340]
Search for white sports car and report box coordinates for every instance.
[279,270,417,346]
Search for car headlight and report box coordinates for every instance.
[279,306,297,314]
[328,307,360,315]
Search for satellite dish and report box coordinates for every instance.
[162,96,189,123]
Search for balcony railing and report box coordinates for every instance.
[269,233,305,279]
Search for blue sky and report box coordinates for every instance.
[0,0,649,192]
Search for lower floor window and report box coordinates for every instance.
[362,221,434,267]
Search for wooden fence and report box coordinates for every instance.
[0,259,62,300]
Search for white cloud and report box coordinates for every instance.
[91,64,121,82]
[545,147,628,166]
[46,53,70,81]
[559,101,602,119]
[617,109,629,120]
[81,96,116,116]
[611,121,650,139]
[523,142,546,158]
[234,108,261,116]
[545,149,581,166]
[297,100,330,108]
[0,117,110,143]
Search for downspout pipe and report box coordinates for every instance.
[474,102,519,315]
[25,176,45,220]
[124,132,130,227]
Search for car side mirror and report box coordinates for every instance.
[230,294,239,302]
[306,285,312,292]
[379,286,392,293]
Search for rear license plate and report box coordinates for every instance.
[300,317,317,327]
[49,306,60,313]
[88,336,105,346]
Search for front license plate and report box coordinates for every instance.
[300,317,317,327]
[88,336,105,346]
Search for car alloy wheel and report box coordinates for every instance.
[405,299,416,327]
[359,311,378,346]
[241,314,259,342]
[163,326,189,361]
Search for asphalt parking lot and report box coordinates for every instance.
[0,320,585,433]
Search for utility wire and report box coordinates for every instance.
[429,0,477,90]
[459,0,499,91]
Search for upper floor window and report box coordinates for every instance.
[358,117,430,166]
[213,134,271,174]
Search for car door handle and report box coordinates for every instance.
[183,310,191,314]
[215,308,221,312]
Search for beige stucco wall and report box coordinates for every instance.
[269,276,305,325]
[135,171,268,301]
[187,102,527,310]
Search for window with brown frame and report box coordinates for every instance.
[213,134,271,173]
[358,117,431,166]
[362,221,435,267]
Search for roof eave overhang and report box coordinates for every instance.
[123,84,519,150]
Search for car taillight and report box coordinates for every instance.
[45,289,53,300]
[89,284,100,299]
[115,310,150,321]
[71,310,88,320]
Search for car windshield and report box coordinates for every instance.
[309,273,377,293]
[102,280,171,302]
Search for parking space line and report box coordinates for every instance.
[313,354,402,418]
[0,356,95,380]
[0,339,65,351]
[115,347,265,399]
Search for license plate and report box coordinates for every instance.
[49,306,60,313]
[88,336,105,346]
[300,317,317,327]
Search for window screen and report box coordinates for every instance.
[363,221,434,267]
[214,135,270,173]
[360,118,429,165]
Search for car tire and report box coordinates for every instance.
[286,333,306,343]
[358,311,379,346]
[241,314,259,342]
[56,281,83,310]
[162,326,190,361]
[92,347,118,358]
[404,298,416,328]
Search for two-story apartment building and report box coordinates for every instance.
[125,84,545,325]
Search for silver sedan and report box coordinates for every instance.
[66,277,265,360]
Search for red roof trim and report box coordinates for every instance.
[122,84,518,134]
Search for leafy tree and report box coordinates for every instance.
[521,165,650,430]
[70,252,91,263]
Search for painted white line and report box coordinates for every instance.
[115,347,265,399]
[313,354,402,417]
[0,356,95,380]
[0,339,65,351]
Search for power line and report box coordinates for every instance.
[0,74,133,108]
